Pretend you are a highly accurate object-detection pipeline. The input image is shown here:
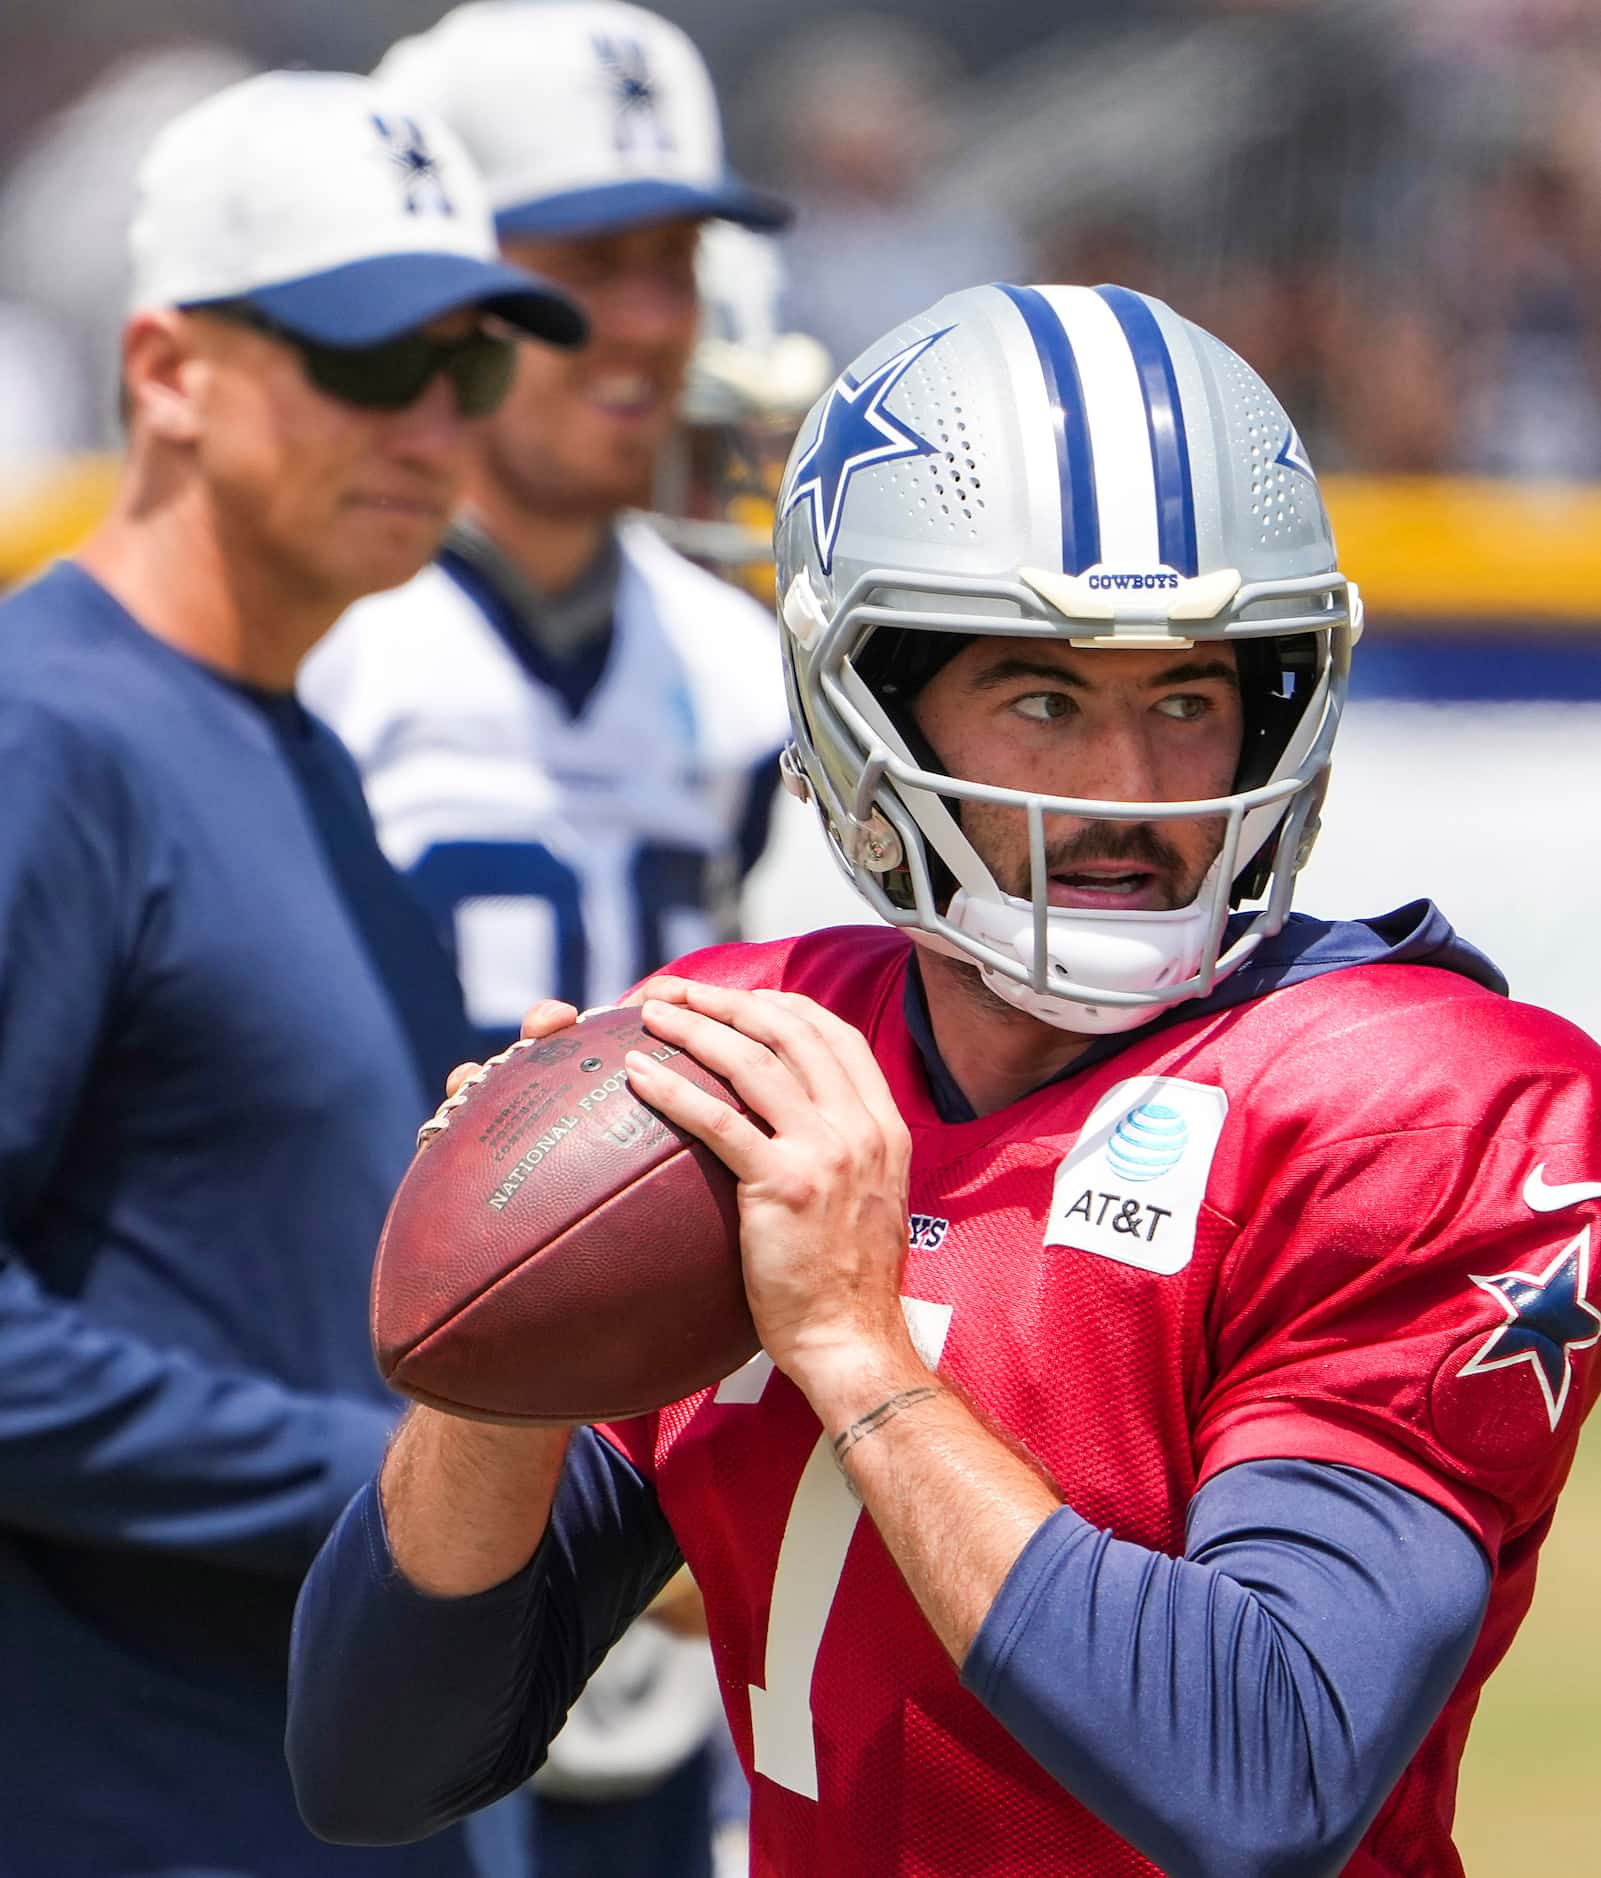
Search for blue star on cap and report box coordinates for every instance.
[1460,1228,1601,1430]
[782,326,952,575]
[595,34,671,153]
[372,114,453,216]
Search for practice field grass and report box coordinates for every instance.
[1454,1420,1601,1871]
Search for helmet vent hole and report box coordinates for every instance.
[897,363,988,539]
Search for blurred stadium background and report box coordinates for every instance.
[1,1,1596,1866]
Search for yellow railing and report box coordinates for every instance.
[0,456,121,584]
[3,459,1598,626]
[1322,475,1601,628]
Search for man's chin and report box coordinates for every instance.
[486,435,657,522]
[565,458,660,520]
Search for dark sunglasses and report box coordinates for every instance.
[198,302,518,417]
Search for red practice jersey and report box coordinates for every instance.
[603,926,1601,1876]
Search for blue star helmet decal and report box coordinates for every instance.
[372,113,454,216]
[1460,1228,1601,1429]
[782,326,953,576]
[1274,423,1315,482]
[594,34,672,154]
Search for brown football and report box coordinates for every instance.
[371,1006,757,1424]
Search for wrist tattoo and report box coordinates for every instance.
[831,1387,939,1465]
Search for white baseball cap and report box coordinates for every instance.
[375,2,791,239]
[127,70,588,348]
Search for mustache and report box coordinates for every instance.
[1042,821,1188,876]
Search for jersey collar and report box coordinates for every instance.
[903,901,1506,1125]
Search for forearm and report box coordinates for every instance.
[380,1404,571,1596]
[802,1344,1061,1665]
[291,1425,685,1847]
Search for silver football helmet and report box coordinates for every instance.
[648,225,831,591]
[773,282,1362,1033]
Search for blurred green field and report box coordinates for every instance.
[1455,1420,1601,1872]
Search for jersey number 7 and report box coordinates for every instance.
[714,1297,953,1799]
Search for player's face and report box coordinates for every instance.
[912,638,1244,912]
[186,311,475,604]
[484,220,702,518]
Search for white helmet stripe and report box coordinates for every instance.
[993,283,1100,574]
[1036,285,1162,569]
[1094,284,1200,576]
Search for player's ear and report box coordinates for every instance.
[120,309,206,446]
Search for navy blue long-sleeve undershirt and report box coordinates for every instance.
[289,1434,1489,1875]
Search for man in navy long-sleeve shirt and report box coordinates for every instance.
[288,282,1601,1874]
[0,71,584,1877]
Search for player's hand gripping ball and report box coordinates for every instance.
[371,1007,758,1423]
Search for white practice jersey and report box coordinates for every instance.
[302,519,789,1051]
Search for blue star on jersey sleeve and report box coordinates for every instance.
[781,326,951,572]
[1460,1229,1601,1429]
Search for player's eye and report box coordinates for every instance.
[1014,691,1075,722]
[1154,693,1210,721]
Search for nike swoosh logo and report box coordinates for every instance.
[1523,1163,1601,1213]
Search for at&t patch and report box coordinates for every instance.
[1045,1076,1229,1274]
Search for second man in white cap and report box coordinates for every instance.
[303,1,800,1053]
[299,9,805,1878]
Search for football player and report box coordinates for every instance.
[299,2,801,1061]
[289,284,1601,1876]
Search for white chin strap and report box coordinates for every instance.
[944,876,1225,1035]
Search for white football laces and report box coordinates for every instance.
[413,1006,624,1149]
[415,1035,539,1148]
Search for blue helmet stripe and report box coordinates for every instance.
[1094,286,1198,577]
[995,284,1100,574]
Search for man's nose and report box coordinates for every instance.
[1073,713,1165,806]
[386,368,472,468]
[593,270,697,348]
